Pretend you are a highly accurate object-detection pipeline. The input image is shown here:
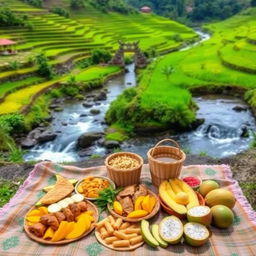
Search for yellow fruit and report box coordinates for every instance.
[27,209,41,217]
[38,207,48,215]
[159,181,187,215]
[142,195,150,212]
[127,210,148,218]
[169,179,183,194]
[66,214,91,239]
[43,227,55,240]
[174,178,199,209]
[148,196,156,213]
[134,196,145,210]
[77,184,83,193]
[113,201,123,215]
[165,182,177,200]
[175,192,189,205]
[51,221,69,242]
[26,216,41,223]
[76,211,94,221]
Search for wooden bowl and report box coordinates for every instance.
[107,190,160,223]
[105,152,144,187]
[24,200,99,245]
[95,217,144,251]
[159,192,205,220]
[75,175,115,201]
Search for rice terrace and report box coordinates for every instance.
[0,0,256,255]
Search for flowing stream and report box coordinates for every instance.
[24,30,256,162]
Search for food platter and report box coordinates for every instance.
[107,189,160,222]
[24,200,99,245]
[95,217,144,251]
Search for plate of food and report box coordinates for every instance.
[75,176,115,200]
[24,175,99,244]
[107,184,160,222]
[95,215,144,251]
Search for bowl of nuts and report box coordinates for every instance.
[105,152,144,187]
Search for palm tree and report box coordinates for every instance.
[161,65,174,80]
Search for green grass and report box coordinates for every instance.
[239,182,256,210]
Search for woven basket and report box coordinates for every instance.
[147,139,186,187]
[105,152,143,187]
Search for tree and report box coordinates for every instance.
[251,0,256,7]
[91,49,112,64]
[35,53,53,79]
[161,65,174,80]
[0,8,25,27]
[70,0,84,9]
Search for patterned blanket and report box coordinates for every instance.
[0,162,255,256]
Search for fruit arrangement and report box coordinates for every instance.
[109,184,159,221]
[76,176,114,199]
[95,215,144,250]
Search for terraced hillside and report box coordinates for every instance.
[107,8,256,131]
[0,0,196,116]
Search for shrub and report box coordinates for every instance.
[70,0,84,9]
[0,114,25,134]
[22,0,42,8]
[0,8,26,27]
[51,7,70,18]
[9,61,20,70]
[35,53,53,79]
[172,33,182,42]
[78,58,92,68]
[91,49,112,64]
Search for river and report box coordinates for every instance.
[24,30,256,162]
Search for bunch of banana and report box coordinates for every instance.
[159,178,199,215]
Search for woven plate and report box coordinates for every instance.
[95,218,144,251]
[24,200,99,245]
[107,190,160,223]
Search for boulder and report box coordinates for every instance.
[233,106,247,112]
[80,113,87,117]
[90,109,100,115]
[53,107,63,112]
[94,91,107,101]
[77,132,103,148]
[37,131,57,143]
[20,138,37,149]
[82,102,93,108]
[104,140,120,149]
[241,126,249,138]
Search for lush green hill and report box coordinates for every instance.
[106,8,256,133]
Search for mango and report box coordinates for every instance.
[134,196,145,210]
[51,221,69,242]
[127,210,148,218]
[169,179,183,194]
[66,214,91,239]
[159,181,187,215]
[27,209,41,217]
[113,201,123,215]
[26,216,41,223]
[43,227,55,240]
[38,207,48,215]
[141,195,150,212]
[148,196,156,213]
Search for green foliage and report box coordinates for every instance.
[0,8,26,27]
[70,0,84,9]
[91,49,112,64]
[161,65,174,80]
[91,0,134,13]
[252,0,256,7]
[35,53,53,79]
[6,143,24,162]
[0,114,25,134]
[171,33,182,42]
[251,132,256,148]
[9,61,20,71]
[51,7,70,18]
[78,58,92,69]
[22,0,42,7]
[105,131,128,142]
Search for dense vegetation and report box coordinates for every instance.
[107,8,256,133]
[0,8,27,27]
[126,0,251,22]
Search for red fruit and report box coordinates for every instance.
[182,177,201,188]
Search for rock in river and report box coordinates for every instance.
[77,132,103,148]
[37,131,57,143]
[83,101,93,108]
[104,140,120,149]
[90,108,100,115]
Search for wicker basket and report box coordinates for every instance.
[147,139,186,187]
[105,152,143,187]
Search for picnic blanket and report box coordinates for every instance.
[0,162,255,256]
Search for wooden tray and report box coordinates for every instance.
[95,219,144,251]
[107,190,160,223]
[24,200,99,245]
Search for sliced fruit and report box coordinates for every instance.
[187,206,212,226]
[48,203,62,213]
[38,207,48,215]
[205,189,236,209]
[113,201,123,215]
[127,210,148,218]
[182,176,201,190]
[159,181,187,215]
[184,222,209,247]
[66,214,91,240]
[175,192,189,205]
[141,195,150,212]
[169,179,183,194]
[71,194,84,203]
[199,180,219,197]
[27,209,41,217]
[37,175,74,205]
[26,216,40,223]
[43,227,55,240]
[159,216,183,244]
[134,196,145,210]
[165,182,176,200]
[51,221,69,242]
[141,220,159,248]
[211,205,234,228]
[151,224,168,248]
[148,196,156,213]
[174,178,199,209]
